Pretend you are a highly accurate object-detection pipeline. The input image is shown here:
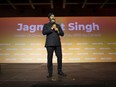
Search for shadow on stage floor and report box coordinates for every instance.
[0,63,116,87]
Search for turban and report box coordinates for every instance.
[48,13,54,18]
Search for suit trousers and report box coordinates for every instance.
[46,46,62,74]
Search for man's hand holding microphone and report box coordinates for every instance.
[51,19,59,32]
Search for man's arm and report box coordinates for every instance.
[57,25,64,36]
[42,24,53,35]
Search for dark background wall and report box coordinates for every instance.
[0,0,116,17]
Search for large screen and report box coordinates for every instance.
[0,17,116,63]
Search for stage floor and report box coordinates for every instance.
[0,63,116,87]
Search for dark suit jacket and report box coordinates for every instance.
[42,22,64,47]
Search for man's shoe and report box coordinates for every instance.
[47,74,52,78]
[58,72,67,77]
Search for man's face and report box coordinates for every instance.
[50,14,55,21]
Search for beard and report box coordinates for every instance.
[50,18,55,23]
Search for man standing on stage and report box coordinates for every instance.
[42,13,66,78]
